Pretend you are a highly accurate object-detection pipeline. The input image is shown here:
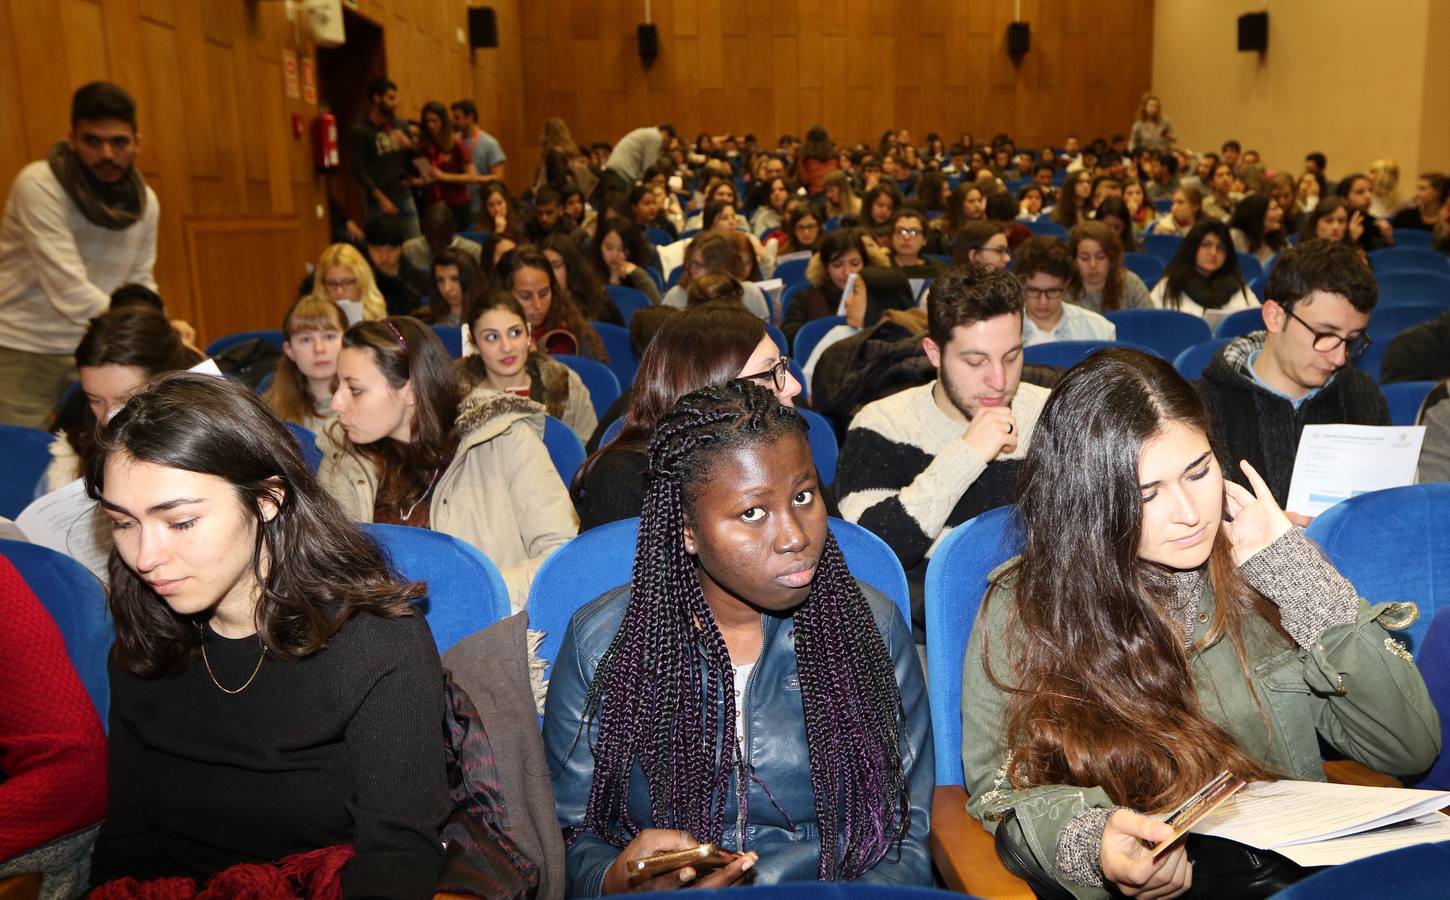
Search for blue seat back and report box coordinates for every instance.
[459,229,493,246]
[588,321,640,388]
[1143,232,1182,263]
[361,523,510,653]
[431,324,463,358]
[1024,219,1067,238]
[766,323,789,356]
[1377,270,1450,308]
[1305,483,1450,655]
[923,507,1024,786]
[1023,339,1161,369]
[774,257,810,288]
[1370,246,1450,273]
[1236,252,1264,284]
[205,329,285,357]
[789,358,809,403]
[0,539,112,724]
[1104,309,1212,360]
[605,285,652,327]
[799,407,839,485]
[1380,381,1436,426]
[554,353,623,418]
[645,226,674,246]
[1272,840,1450,899]
[1122,252,1165,289]
[542,416,587,486]
[0,423,53,518]
[1412,607,1450,790]
[793,315,847,364]
[599,416,625,448]
[1173,337,1231,379]
[1391,229,1433,248]
[1360,304,1447,381]
[284,422,323,472]
[780,281,812,322]
[1215,307,1265,338]
[1152,196,1173,213]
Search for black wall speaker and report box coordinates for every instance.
[1238,12,1268,53]
[638,24,659,68]
[468,7,498,49]
[1007,22,1030,57]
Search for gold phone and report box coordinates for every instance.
[626,843,741,881]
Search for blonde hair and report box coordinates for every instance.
[263,295,348,426]
[1369,158,1400,204]
[310,244,385,321]
[822,170,860,218]
[541,116,580,157]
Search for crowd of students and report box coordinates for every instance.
[3,81,1450,899]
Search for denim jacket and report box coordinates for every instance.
[543,581,934,896]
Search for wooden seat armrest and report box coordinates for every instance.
[931,785,1035,899]
[0,873,41,900]
[1323,758,1404,789]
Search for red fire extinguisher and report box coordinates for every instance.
[313,110,340,172]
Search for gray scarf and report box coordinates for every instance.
[47,141,147,230]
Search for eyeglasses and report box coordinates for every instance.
[1284,308,1371,358]
[737,356,792,393]
[322,277,359,292]
[1023,286,1064,300]
[895,227,924,238]
[977,246,1012,259]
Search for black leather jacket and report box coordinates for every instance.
[543,582,934,895]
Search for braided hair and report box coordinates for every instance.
[577,379,911,880]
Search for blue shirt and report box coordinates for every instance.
[1248,349,1325,410]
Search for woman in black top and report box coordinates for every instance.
[87,373,449,898]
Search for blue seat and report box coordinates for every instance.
[766,323,788,356]
[1249,272,1269,300]
[1022,339,1162,369]
[529,516,912,674]
[1370,246,1450,273]
[1143,232,1182,263]
[1272,839,1450,899]
[1215,307,1265,338]
[430,323,463,358]
[643,265,665,294]
[780,281,812,321]
[1173,337,1231,379]
[1413,606,1450,790]
[284,422,323,472]
[645,226,674,246]
[604,284,652,326]
[361,523,510,653]
[1392,229,1433,248]
[0,538,113,724]
[665,266,684,289]
[1152,196,1173,213]
[1122,252,1165,288]
[588,321,639,389]
[1305,483,1450,655]
[458,229,492,246]
[789,358,809,403]
[1024,219,1067,239]
[1236,252,1264,284]
[0,423,53,518]
[1377,270,1450,308]
[1361,304,1447,381]
[1380,380,1436,425]
[823,215,841,233]
[923,506,1024,786]
[598,416,624,448]
[553,354,622,418]
[799,407,839,485]
[774,257,811,288]
[542,415,586,486]
[1104,308,1211,360]
[205,329,284,357]
[794,315,848,364]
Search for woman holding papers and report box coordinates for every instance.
[961,349,1439,899]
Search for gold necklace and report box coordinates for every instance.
[198,624,267,694]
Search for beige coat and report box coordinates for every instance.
[318,387,579,610]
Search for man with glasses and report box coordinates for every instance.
[0,81,159,427]
[1015,237,1115,346]
[1198,239,1388,512]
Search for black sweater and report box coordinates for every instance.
[91,612,449,899]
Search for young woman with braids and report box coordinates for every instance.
[962,349,1438,899]
[546,379,933,894]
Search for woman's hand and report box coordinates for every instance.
[1348,210,1366,242]
[1222,460,1293,566]
[602,829,757,894]
[1100,810,1193,900]
[1376,218,1393,240]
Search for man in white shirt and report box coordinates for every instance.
[0,82,159,427]
[1014,237,1115,346]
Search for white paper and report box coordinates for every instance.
[1284,424,1425,517]
[835,272,859,316]
[1273,813,1450,867]
[1191,779,1450,850]
[189,357,224,377]
[754,278,784,323]
[335,300,365,325]
[15,479,111,581]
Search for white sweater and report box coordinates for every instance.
[0,160,159,354]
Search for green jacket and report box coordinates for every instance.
[961,533,1440,899]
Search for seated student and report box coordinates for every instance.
[781,229,884,342]
[0,555,107,898]
[985,191,1032,249]
[1149,219,1260,319]
[1016,237,1115,346]
[459,289,597,442]
[684,271,750,310]
[541,232,623,325]
[1197,239,1388,510]
[822,170,861,220]
[950,221,1014,272]
[479,181,527,241]
[1228,194,1288,265]
[311,243,387,321]
[700,199,775,278]
[800,261,916,387]
[1297,196,1355,247]
[625,183,671,243]
[888,207,945,279]
[421,247,485,327]
[500,246,608,362]
[779,203,823,256]
[836,264,1049,636]
[1049,172,1091,229]
[262,295,347,433]
[547,380,932,894]
[589,219,661,305]
[1336,172,1395,253]
[1390,171,1446,233]
[963,349,1438,899]
[1016,184,1046,223]
[43,308,202,494]
[571,302,800,531]
[87,373,453,896]
[749,175,793,237]
[663,232,772,321]
[321,317,578,607]
[362,217,430,315]
[1380,308,1450,384]
[860,184,901,242]
[1148,185,1204,237]
[402,202,484,275]
[524,185,573,246]
[1064,221,1153,313]
[912,171,951,220]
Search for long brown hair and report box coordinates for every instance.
[340,317,461,512]
[498,246,607,361]
[263,295,348,426]
[986,350,1286,813]
[1068,220,1127,310]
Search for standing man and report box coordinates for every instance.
[596,124,675,204]
[449,99,507,225]
[0,82,159,427]
[350,77,418,238]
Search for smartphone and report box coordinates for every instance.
[626,843,741,881]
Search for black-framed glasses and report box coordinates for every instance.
[1284,308,1371,358]
[737,356,791,392]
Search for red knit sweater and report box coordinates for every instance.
[0,555,107,861]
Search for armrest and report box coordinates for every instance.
[1323,758,1404,789]
[0,874,40,900]
[930,785,1035,900]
